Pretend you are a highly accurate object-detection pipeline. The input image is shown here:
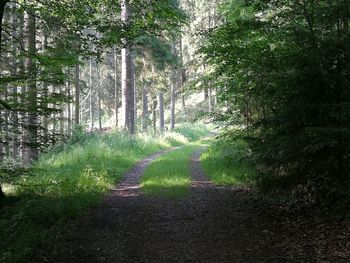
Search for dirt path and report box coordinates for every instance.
[41,148,348,263]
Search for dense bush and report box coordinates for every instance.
[202,0,350,206]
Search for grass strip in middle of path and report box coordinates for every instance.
[141,144,200,198]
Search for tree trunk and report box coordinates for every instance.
[121,0,135,134]
[18,10,25,160]
[208,87,213,112]
[67,74,71,135]
[11,7,18,158]
[59,85,64,137]
[170,74,176,130]
[0,0,8,54]
[152,98,157,131]
[98,91,102,131]
[179,37,185,109]
[158,92,165,131]
[89,57,94,131]
[170,45,176,130]
[114,46,119,127]
[2,4,9,158]
[24,11,38,165]
[75,63,80,125]
[130,50,136,133]
[142,85,148,131]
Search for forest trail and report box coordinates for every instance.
[40,148,320,263]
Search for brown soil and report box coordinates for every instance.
[40,148,349,263]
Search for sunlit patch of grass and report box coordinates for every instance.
[141,144,199,198]
[201,140,257,186]
[174,123,213,141]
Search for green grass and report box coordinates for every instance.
[174,123,213,141]
[141,144,201,198]
[0,124,211,263]
[201,140,257,186]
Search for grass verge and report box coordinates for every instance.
[140,144,200,198]
[0,124,210,263]
[200,140,257,186]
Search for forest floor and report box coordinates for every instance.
[36,148,350,263]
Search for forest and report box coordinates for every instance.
[0,0,349,262]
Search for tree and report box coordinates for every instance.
[170,42,177,130]
[121,0,134,133]
[23,10,38,164]
[202,0,350,204]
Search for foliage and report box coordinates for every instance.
[201,0,350,206]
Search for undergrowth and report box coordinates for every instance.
[201,140,257,187]
[0,123,210,263]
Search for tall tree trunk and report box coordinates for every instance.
[170,72,176,130]
[0,0,8,55]
[152,98,157,131]
[52,86,57,140]
[130,50,136,133]
[158,92,165,131]
[98,91,102,131]
[18,10,25,160]
[121,0,135,134]
[42,30,49,145]
[89,57,94,131]
[67,76,71,135]
[59,85,64,137]
[2,4,9,158]
[142,85,148,131]
[75,63,80,125]
[0,0,5,164]
[114,46,119,127]
[24,11,38,165]
[11,6,18,158]
[208,87,213,112]
[4,70,9,158]
[179,37,185,109]
[170,45,176,130]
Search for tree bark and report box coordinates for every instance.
[142,85,148,131]
[179,37,185,109]
[59,85,64,137]
[98,90,102,131]
[24,11,38,164]
[2,4,9,158]
[158,92,165,131]
[170,73,176,130]
[11,7,18,158]
[75,63,80,125]
[130,50,136,133]
[0,0,9,55]
[152,98,157,131]
[42,32,49,145]
[67,74,71,135]
[121,0,135,134]
[89,57,94,131]
[170,44,176,130]
[114,46,119,127]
